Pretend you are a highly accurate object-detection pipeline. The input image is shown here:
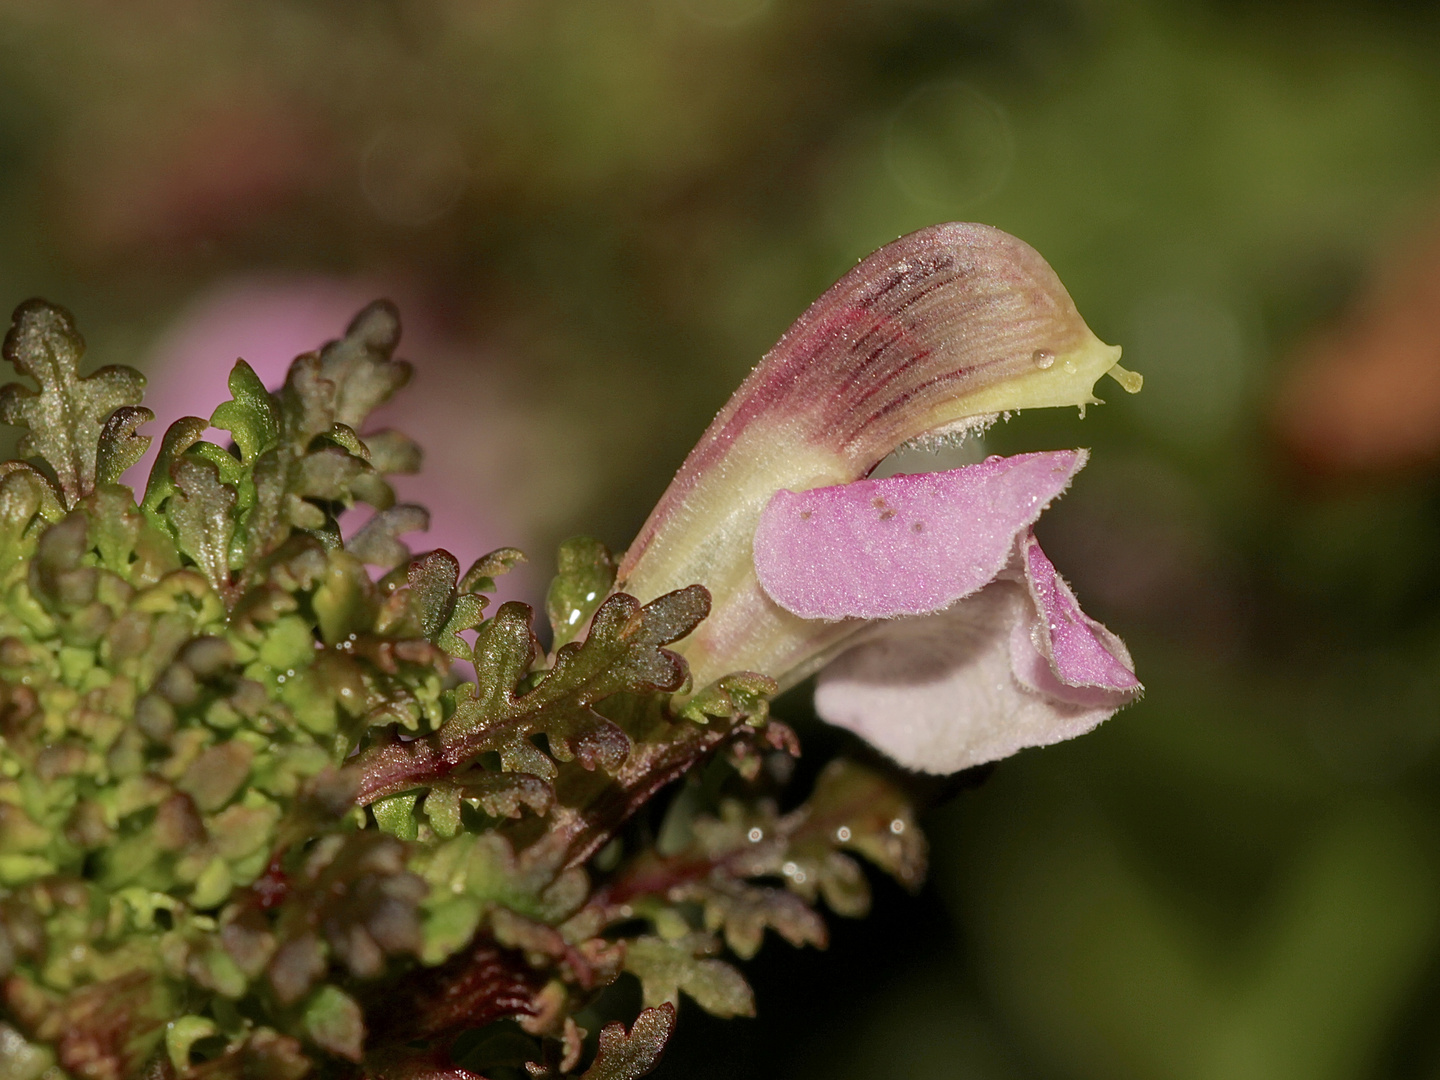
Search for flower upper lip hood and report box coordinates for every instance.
[617,222,1140,696]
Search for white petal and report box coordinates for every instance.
[813,581,1129,775]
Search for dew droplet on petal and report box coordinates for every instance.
[1032,348,1055,369]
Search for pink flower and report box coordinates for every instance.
[618,223,1143,773]
[755,452,1140,773]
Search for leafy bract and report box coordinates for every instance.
[355,585,710,810]
[96,405,155,485]
[210,358,279,463]
[0,296,924,1080]
[548,536,617,649]
[623,936,755,1018]
[581,1005,676,1080]
[0,299,145,507]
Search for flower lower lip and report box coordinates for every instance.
[751,448,1141,774]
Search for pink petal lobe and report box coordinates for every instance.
[812,533,1140,775]
[813,584,1111,774]
[1015,532,1141,696]
[754,450,1086,619]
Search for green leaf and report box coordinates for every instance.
[209,359,279,463]
[168,456,238,596]
[235,449,289,561]
[817,850,870,918]
[30,510,96,612]
[581,1004,676,1080]
[468,601,540,716]
[460,546,526,594]
[801,759,926,890]
[355,587,710,805]
[347,504,429,569]
[547,536,617,649]
[372,791,421,840]
[702,879,827,959]
[294,445,368,503]
[312,549,379,644]
[362,429,422,475]
[302,985,365,1062]
[165,1015,219,1072]
[321,422,369,460]
[188,440,247,488]
[0,463,63,572]
[279,301,411,445]
[0,299,145,507]
[460,771,553,819]
[141,416,209,521]
[437,593,488,660]
[407,549,460,639]
[177,740,254,812]
[623,936,754,1018]
[543,586,709,706]
[322,303,411,426]
[422,783,463,838]
[224,1031,311,1080]
[95,405,154,486]
[269,832,424,997]
[679,671,777,727]
[0,1022,55,1080]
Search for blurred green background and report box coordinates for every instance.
[5,1,1440,1076]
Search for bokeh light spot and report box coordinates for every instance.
[885,81,1014,210]
[361,126,468,227]
[1126,290,1251,447]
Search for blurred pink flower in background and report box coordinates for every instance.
[128,276,540,601]
[1276,207,1440,473]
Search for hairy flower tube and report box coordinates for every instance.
[619,222,1143,772]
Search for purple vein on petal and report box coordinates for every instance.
[619,225,1123,591]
